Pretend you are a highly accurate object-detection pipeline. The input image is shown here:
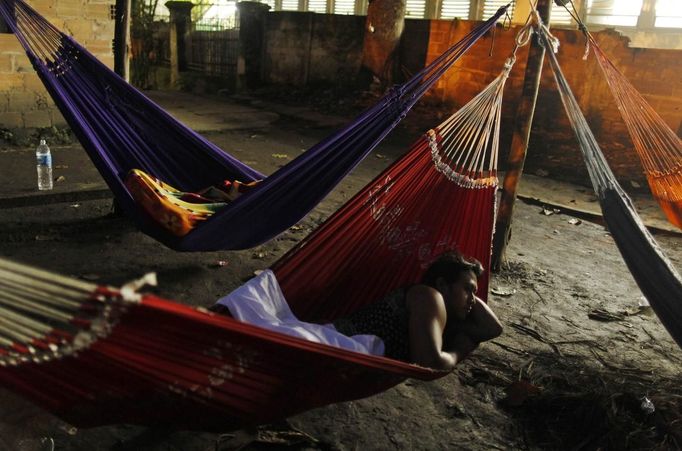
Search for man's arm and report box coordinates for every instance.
[407,285,467,371]
[457,296,503,343]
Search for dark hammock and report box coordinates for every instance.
[0,62,513,430]
[539,27,682,348]
[0,0,508,251]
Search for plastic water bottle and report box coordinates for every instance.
[36,139,53,191]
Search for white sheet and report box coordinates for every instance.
[215,270,385,356]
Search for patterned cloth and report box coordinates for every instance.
[333,288,410,361]
[125,169,260,237]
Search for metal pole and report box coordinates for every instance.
[491,0,552,271]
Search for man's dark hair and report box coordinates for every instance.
[421,251,483,287]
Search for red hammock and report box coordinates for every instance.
[589,36,682,229]
[0,141,495,431]
[0,65,510,430]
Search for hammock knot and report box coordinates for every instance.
[120,272,157,304]
[503,57,516,76]
[530,7,560,54]
[578,22,588,36]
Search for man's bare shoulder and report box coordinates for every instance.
[406,284,444,312]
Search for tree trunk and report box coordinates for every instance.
[359,0,406,89]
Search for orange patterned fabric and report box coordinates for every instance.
[124,169,260,237]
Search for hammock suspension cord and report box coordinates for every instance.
[0,259,130,367]
[430,16,535,187]
[554,0,682,226]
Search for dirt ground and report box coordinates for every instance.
[0,112,681,450]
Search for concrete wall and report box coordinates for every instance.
[262,11,365,85]
[262,13,680,188]
[0,0,115,131]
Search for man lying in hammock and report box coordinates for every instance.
[125,168,261,237]
[212,251,502,371]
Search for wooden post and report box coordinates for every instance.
[113,0,131,81]
[491,0,551,271]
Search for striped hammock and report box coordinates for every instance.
[0,61,514,431]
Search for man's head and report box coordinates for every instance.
[421,251,483,321]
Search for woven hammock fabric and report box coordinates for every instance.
[0,0,508,251]
[0,136,495,430]
[541,28,682,348]
[590,36,682,229]
[0,51,513,431]
[0,285,441,431]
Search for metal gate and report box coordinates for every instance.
[189,14,240,80]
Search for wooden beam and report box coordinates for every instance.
[491,0,551,271]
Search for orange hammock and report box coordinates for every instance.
[589,36,682,229]
[0,64,511,431]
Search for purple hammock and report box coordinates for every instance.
[0,0,510,251]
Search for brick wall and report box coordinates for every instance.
[421,21,682,188]
[0,0,115,130]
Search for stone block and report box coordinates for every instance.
[97,54,114,69]
[50,109,67,127]
[83,40,114,57]
[56,0,86,18]
[22,110,51,128]
[28,0,57,14]
[9,91,38,112]
[43,17,66,31]
[12,53,35,73]
[0,93,8,112]
[64,19,93,40]
[92,18,115,39]
[23,75,49,93]
[0,74,26,91]
[85,3,112,19]
[0,54,13,73]
[0,34,24,53]
[34,92,50,110]
[0,112,24,128]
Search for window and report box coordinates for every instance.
[482,0,515,21]
[655,0,682,28]
[586,0,643,27]
[550,1,574,26]
[333,0,354,15]
[439,0,471,20]
[280,0,299,11]
[307,0,327,12]
[406,0,426,18]
[195,0,238,29]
